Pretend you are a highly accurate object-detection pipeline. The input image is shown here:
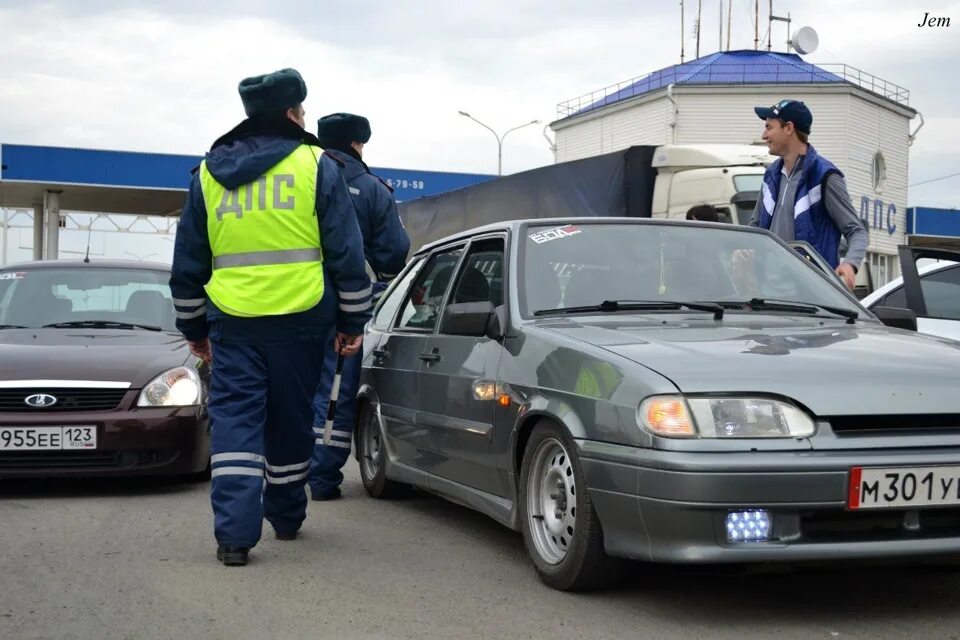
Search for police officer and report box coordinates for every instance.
[307,113,410,501]
[169,69,372,566]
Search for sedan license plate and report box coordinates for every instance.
[0,426,97,451]
[849,466,960,510]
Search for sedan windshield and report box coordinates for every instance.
[0,267,177,331]
[521,223,861,318]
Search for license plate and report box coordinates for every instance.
[0,426,97,451]
[849,466,960,510]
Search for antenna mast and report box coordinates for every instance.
[754,0,759,49]
[83,224,92,263]
[727,0,732,50]
[696,0,702,58]
[680,0,685,62]
[767,0,772,50]
[769,2,794,52]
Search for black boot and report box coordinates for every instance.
[310,487,342,502]
[216,546,249,566]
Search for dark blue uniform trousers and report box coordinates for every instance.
[307,334,362,497]
[208,339,326,548]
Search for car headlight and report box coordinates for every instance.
[638,395,815,438]
[137,367,202,407]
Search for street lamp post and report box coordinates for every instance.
[458,111,540,176]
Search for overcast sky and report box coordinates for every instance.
[1,0,958,262]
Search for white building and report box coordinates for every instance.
[550,50,919,286]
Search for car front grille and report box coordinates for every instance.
[0,449,177,471]
[827,414,960,436]
[0,388,129,412]
[800,508,960,542]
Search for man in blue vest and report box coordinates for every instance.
[307,113,410,501]
[749,99,867,289]
[169,68,372,566]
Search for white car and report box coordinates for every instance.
[861,247,960,341]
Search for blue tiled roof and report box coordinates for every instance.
[559,50,849,118]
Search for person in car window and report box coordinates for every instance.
[686,204,721,222]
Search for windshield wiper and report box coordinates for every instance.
[0,324,28,329]
[42,320,163,331]
[712,298,858,323]
[534,299,724,320]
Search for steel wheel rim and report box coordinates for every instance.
[526,437,577,565]
[361,405,382,479]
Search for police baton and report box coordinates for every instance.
[321,352,346,446]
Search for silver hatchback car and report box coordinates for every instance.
[354,218,960,590]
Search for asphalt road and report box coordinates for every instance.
[2,463,960,640]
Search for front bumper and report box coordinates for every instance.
[578,440,960,563]
[0,405,209,478]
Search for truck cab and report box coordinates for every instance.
[649,144,773,223]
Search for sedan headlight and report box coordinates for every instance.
[137,367,202,407]
[638,395,815,438]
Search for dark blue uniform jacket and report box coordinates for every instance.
[170,118,372,344]
[325,149,410,284]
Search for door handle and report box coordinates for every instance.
[419,350,441,363]
[372,348,389,359]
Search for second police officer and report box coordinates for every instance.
[307,113,410,501]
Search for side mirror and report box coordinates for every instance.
[730,192,758,225]
[486,305,507,341]
[872,306,918,332]
[441,301,497,337]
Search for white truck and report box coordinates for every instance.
[398,143,774,251]
[648,144,772,223]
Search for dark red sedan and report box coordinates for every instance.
[0,259,209,477]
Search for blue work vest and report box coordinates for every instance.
[758,145,843,268]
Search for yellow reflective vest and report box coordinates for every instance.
[199,144,324,317]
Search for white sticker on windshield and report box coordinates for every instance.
[529,225,582,244]
[0,272,25,281]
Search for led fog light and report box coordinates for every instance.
[726,509,771,542]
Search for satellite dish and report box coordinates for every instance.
[791,26,819,55]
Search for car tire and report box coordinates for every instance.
[518,420,622,591]
[357,400,409,499]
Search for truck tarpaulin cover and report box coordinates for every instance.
[398,147,657,252]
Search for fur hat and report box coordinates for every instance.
[238,68,307,117]
[317,113,372,148]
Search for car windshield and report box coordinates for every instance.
[520,223,862,318]
[0,267,177,331]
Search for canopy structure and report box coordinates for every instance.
[0,143,493,261]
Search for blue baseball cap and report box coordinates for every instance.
[754,99,812,134]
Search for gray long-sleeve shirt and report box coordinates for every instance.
[748,154,867,270]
